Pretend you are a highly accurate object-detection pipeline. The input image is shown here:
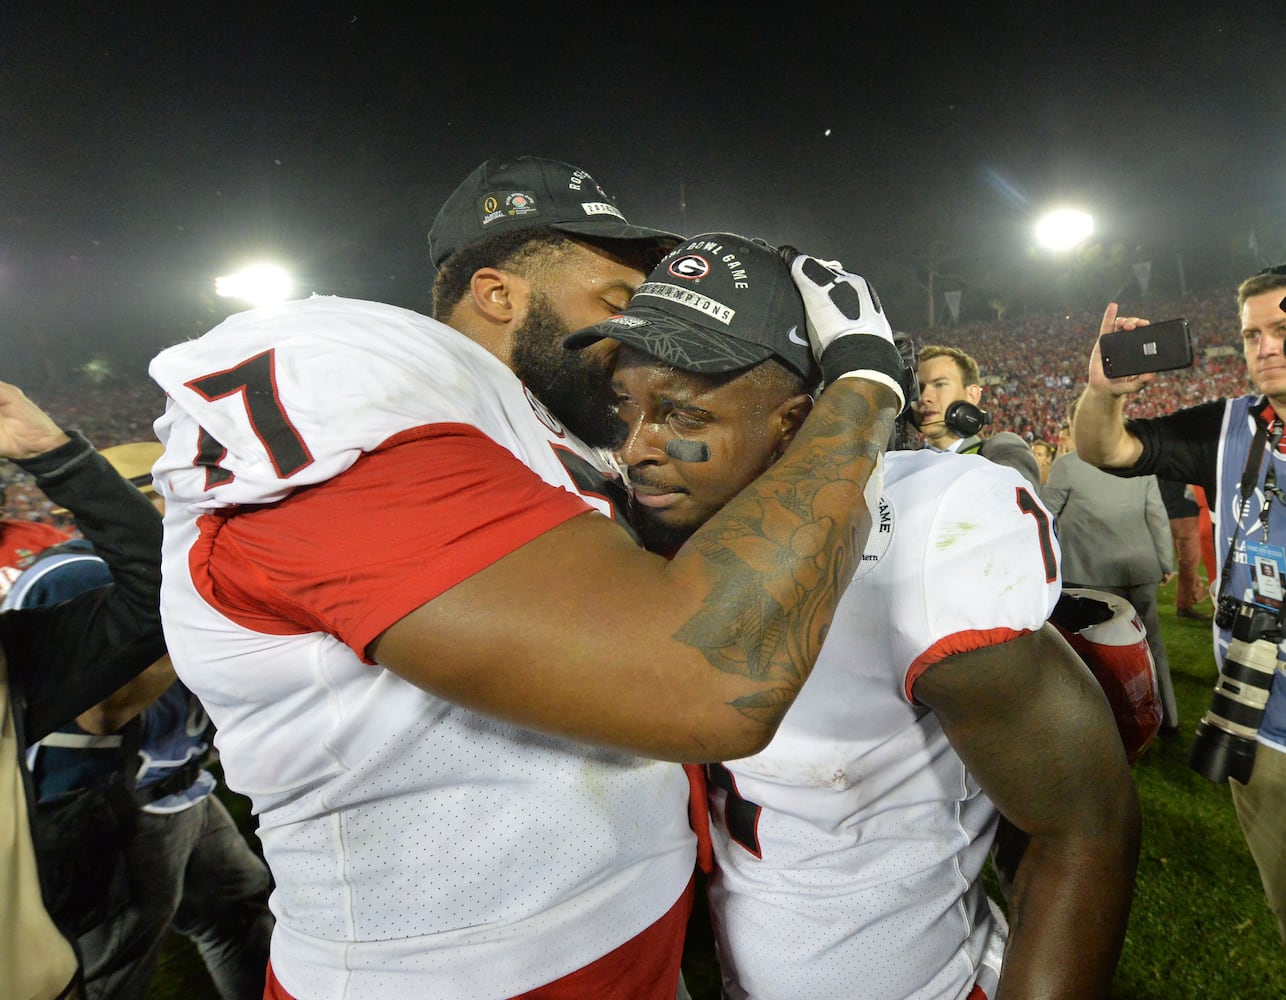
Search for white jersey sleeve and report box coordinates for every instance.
[148,295,618,516]
[707,450,1061,1000]
[887,449,1060,699]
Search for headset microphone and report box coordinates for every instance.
[942,401,992,438]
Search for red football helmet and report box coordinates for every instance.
[1049,588,1162,764]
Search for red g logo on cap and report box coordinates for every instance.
[668,254,710,280]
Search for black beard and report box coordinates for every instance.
[510,294,623,448]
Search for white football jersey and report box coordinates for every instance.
[149,297,694,999]
[706,449,1062,1000]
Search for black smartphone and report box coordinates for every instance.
[1099,318,1193,378]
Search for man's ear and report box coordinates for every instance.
[966,383,983,406]
[469,267,528,324]
[771,393,815,459]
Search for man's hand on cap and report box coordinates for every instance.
[787,254,911,408]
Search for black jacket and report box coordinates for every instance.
[1,430,165,979]
[2,431,165,745]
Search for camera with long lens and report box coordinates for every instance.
[1190,598,1282,783]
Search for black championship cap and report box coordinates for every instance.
[428,156,679,269]
[564,233,817,383]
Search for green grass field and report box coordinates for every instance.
[150,579,1284,998]
[1099,589,1283,998]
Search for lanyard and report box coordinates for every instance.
[1260,421,1286,538]
[1218,414,1281,602]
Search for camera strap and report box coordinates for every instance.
[1218,407,1284,609]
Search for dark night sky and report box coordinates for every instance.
[2,2,1283,375]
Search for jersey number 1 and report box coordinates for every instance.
[1016,486,1057,583]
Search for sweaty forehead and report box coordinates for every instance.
[612,346,727,397]
[614,346,700,386]
[563,239,649,285]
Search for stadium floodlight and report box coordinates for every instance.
[215,263,293,304]
[1034,209,1094,251]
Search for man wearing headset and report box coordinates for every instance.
[911,344,1041,487]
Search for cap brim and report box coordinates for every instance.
[551,220,681,248]
[564,308,773,375]
[432,219,680,271]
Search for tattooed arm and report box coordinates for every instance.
[370,378,896,761]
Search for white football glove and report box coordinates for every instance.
[787,253,911,409]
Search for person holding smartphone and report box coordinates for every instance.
[1073,269,1286,946]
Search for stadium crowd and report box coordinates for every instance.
[1,382,166,524]
[909,287,1249,447]
[1,286,1251,527]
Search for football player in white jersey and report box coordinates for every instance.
[148,158,914,999]
[570,234,1141,999]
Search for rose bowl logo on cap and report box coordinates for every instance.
[505,192,538,217]
[479,190,540,227]
[668,254,711,280]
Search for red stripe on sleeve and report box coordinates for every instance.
[190,424,595,661]
[904,627,1033,703]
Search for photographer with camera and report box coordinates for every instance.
[1074,267,1286,945]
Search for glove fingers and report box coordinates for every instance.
[826,280,865,321]
[792,256,887,331]
[788,252,907,402]
[800,256,837,288]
